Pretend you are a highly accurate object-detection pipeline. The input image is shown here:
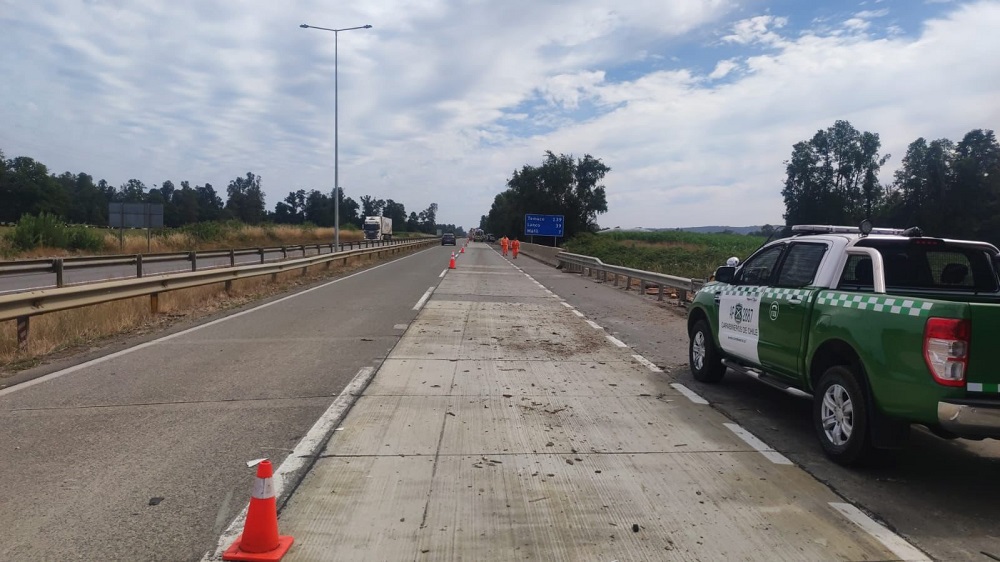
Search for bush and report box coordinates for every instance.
[180,221,227,242]
[66,227,105,251]
[9,213,68,250]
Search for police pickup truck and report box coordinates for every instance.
[688,222,1000,465]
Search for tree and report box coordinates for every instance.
[225,172,266,224]
[195,183,224,222]
[359,195,384,218]
[407,212,419,232]
[484,151,609,241]
[383,199,407,228]
[419,203,438,233]
[118,179,147,202]
[781,121,889,226]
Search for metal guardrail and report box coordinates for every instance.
[556,251,704,302]
[1,238,436,349]
[0,238,415,289]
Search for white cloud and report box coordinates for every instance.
[1,0,998,231]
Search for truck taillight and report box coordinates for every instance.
[923,318,970,387]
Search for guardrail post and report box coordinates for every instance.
[301,245,306,257]
[613,273,619,287]
[17,316,29,351]
[281,246,287,260]
[136,254,143,278]
[625,276,632,291]
[259,248,265,264]
[230,249,236,268]
[189,252,197,272]
[657,284,664,301]
[150,293,159,314]
[53,258,65,288]
[678,289,688,302]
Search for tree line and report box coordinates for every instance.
[0,151,450,234]
[781,120,1000,243]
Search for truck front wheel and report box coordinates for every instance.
[689,319,725,383]
[813,366,874,466]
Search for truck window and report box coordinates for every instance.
[775,243,827,287]
[734,245,784,286]
[838,255,874,291]
[855,239,1000,293]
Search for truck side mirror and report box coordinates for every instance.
[714,266,736,283]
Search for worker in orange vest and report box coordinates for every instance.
[500,236,509,256]
[511,237,520,259]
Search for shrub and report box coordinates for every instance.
[10,213,68,250]
[66,227,106,251]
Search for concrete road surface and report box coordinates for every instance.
[253,244,925,561]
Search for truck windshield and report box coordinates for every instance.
[854,239,1000,293]
[363,224,378,231]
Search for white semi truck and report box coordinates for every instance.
[363,216,392,240]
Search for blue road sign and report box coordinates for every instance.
[524,214,565,237]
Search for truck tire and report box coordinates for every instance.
[813,365,874,466]
[689,319,725,383]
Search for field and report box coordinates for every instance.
[562,230,767,280]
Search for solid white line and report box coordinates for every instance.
[670,382,707,403]
[724,423,792,465]
[439,269,447,278]
[413,287,435,311]
[606,335,628,348]
[0,250,431,396]
[560,302,573,308]
[586,319,602,329]
[572,310,585,317]
[207,366,378,560]
[828,503,929,561]
[633,354,663,373]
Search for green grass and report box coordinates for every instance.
[563,231,767,280]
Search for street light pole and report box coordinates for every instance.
[300,23,372,252]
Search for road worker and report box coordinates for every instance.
[511,237,520,259]
[500,236,509,256]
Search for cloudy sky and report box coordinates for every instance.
[2,0,999,230]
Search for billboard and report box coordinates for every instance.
[108,203,164,228]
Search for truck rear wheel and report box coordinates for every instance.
[813,365,874,466]
[689,319,725,383]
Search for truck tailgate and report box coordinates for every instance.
[967,303,1000,393]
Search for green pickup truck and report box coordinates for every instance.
[688,223,1000,465]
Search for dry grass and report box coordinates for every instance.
[0,245,414,375]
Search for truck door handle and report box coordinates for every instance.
[714,292,721,304]
[788,296,802,305]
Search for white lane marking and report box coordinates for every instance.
[606,335,628,348]
[439,269,447,278]
[207,366,378,560]
[561,302,573,308]
[413,287,435,311]
[828,503,929,561]
[670,382,707,404]
[633,354,663,373]
[586,319,602,329]
[393,324,408,330]
[572,310,585,318]
[0,250,432,396]
[724,423,792,465]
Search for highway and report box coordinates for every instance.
[0,241,997,560]
[0,243,452,560]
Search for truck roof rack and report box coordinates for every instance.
[791,224,909,236]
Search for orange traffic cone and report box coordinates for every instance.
[459,246,465,254]
[449,253,457,269]
[223,460,294,561]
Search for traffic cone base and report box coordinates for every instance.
[222,534,294,562]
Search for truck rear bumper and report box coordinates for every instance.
[938,399,1000,438]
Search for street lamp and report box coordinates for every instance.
[300,23,372,251]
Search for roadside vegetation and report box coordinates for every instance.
[0,217,394,259]
[563,230,767,280]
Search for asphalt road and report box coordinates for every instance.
[513,248,1000,562]
[0,242,459,561]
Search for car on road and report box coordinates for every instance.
[441,232,456,245]
[486,234,496,243]
[688,222,1000,465]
